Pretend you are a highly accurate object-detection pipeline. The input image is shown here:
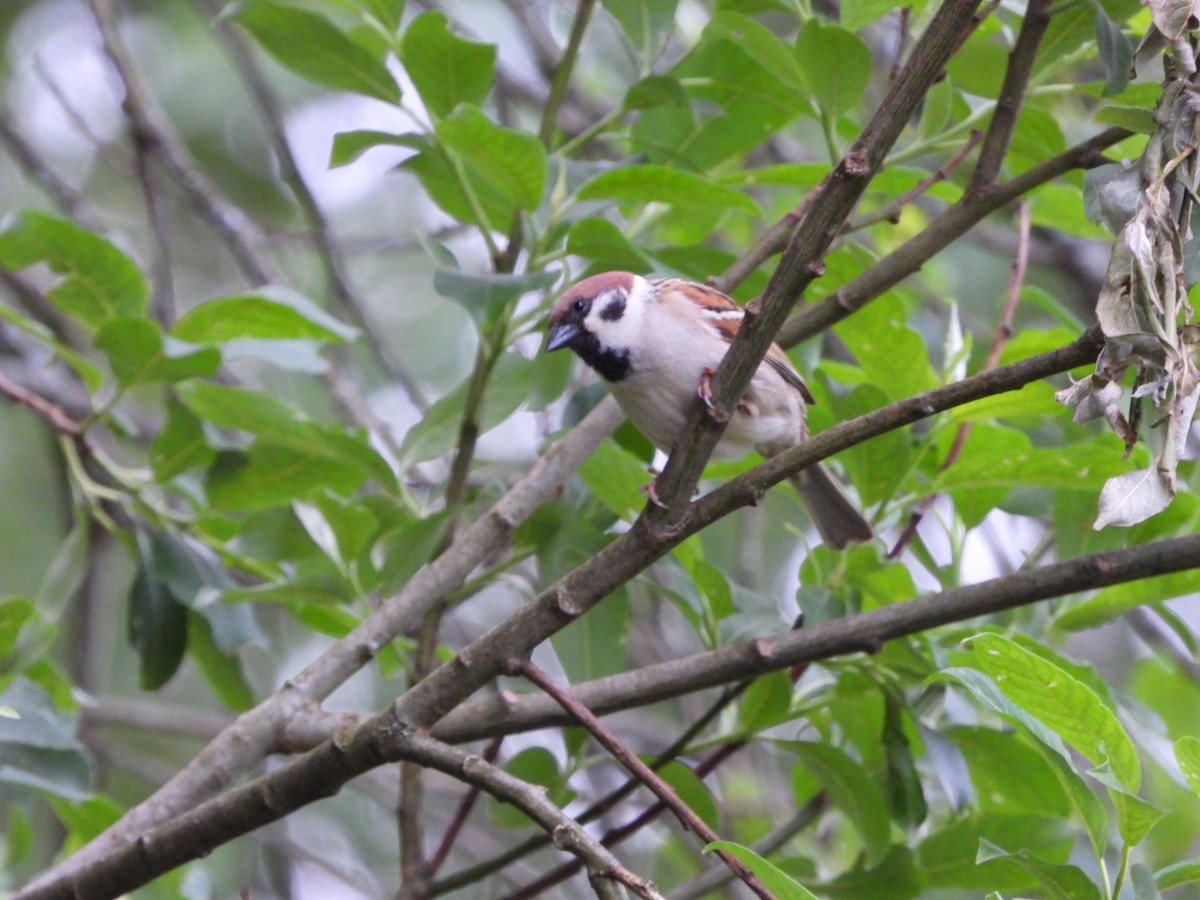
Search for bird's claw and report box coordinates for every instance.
[639,478,668,509]
[697,366,717,409]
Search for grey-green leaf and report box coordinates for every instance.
[236,0,400,103]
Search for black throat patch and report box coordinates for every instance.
[573,332,631,382]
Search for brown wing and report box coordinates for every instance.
[652,278,816,404]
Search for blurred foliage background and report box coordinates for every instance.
[2,0,1200,898]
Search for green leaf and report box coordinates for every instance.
[550,586,629,681]
[976,844,1103,900]
[399,11,495,119]
[1054,570,1200,631]
[329,129,423,167]
[235,0,399,102]
[1109,788,1162,846]
[0,304,102,391]
[220,573,352,608]
[1176,735,1200,793]
[433,267,557,326]
[1095,104,1157,134]
[577,165,759,215]
[968,633,1140,791]
[601,0,679,64]
[128,535,190,691]
[0,679,91,801]
[492,747,573,828]
[1133,864,1162,900]
[353,0,404,31]
[0,211,147,330]
[940,670,1109,856]
[395,352,536,468]
[177,381,393,486]
[706,12,806,92]
[372,512,451,596]
[834,293,937,403]
[948,726,1070,815]
[566,218,652,271]
[842,0,908,32]
[0,597,35,667]
[95,318,220,388]
[205,447,369,513]
[188,610,255,711]
[738,671,794,733]
[705,841,819,899]
[577,439,649,518]
[152,397,214,481]
[659,761,719,830]
[1094,3,1133,96]
[797,21,872,116]
[1156,859,1200,890]
[783,740,891,866]
[827,383,912,506]
[435,105,547,215]
[172,290,356,344]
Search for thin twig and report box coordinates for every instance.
[193,0,428,412]
[515,661,773,900]
[0,112,91,224]
[0,368,83,437]
[672,794,827,900]
[965,0,1053,196]
[425,737,504,878]
[888,199,1033,558]
[83,0,273,286]
[430,678,752,896]
[538,0,598,148]
[497,647,813,898]
[843,129,983,234]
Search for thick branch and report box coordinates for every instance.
[29,527,1200,898]
[28,397,624,893]
[29,729,664,900]
[645,0,983,523]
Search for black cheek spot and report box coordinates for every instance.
[599,297,626,322]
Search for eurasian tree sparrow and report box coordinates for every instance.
[545,271,872,549]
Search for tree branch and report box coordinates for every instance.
[644,0,983,525]
[777,127,1128,347]
[965,0,1053,195]
[27,524,1200,898]
[84,0,273,286]
[514,661,772,900]
[26,397,624,893]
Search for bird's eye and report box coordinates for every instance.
[572,298,587,313]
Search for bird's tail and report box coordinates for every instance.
[789,464,873,550]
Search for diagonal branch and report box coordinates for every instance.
[26,520,1200,898]
[32,325,1109,900]
[644,0,984,525]
[965,0,1054,196]
[25,397,624,894]
[515,661,771,900]
[777,127,1129,347]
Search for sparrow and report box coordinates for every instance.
[545,271,872,549]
